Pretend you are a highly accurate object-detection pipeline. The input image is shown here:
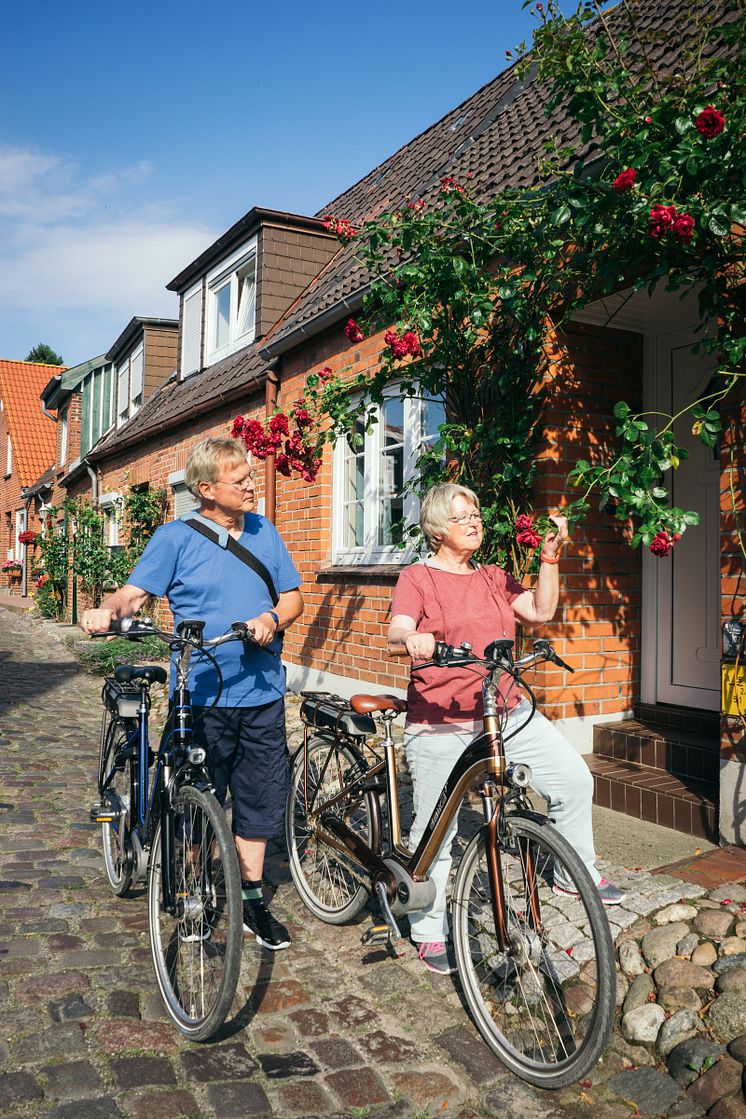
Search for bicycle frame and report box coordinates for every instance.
[301,663,537,952]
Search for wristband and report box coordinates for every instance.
[267,610,280,626]
[540,552,560,565]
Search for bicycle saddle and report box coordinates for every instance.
[114,665,168,685]
[350,694,407,714]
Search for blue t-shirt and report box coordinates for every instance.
[128,515,300,707]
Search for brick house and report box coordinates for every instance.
[78,0,742,846]
[0,359,61,595]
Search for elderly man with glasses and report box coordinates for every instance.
[82,437,303,951]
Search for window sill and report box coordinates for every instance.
[316,564,404,582]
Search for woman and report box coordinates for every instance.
[388,482,623,975]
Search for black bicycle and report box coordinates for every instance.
[285,637,615,1088]
[90,617,251,1040]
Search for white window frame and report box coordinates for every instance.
[99,491,122,547]
[331,386,445,566]
[180,282,203,378]
[6,434,12,476]
[59,409,68,465]
[14,509,26,560]
[205,237,258,366]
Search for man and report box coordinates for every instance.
[82,437,303,950]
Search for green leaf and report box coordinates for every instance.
[707,212,731,238]
[551,204,572,225]
[613,401,631,420]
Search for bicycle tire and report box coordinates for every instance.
[452,815,615,1089]
[98,714,135,896]
[148,784,242,1041]
[285,735,377,924]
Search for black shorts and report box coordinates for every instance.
[191,698,288,840]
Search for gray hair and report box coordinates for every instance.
[420,483,480,552]
[184,437,248,498]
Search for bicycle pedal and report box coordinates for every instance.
[361,923,399,947]
[89,804,116,823]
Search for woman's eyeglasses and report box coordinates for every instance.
[448,512,483,526]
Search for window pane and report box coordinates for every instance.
[236,261,256,337]
[214,284,231,349]
[378,398,405,546]
[343,420,365,548]
[423,395,446,441]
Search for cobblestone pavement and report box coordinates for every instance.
[2,608,746,1119]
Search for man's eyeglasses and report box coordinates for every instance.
[214,470,257,492]
[448,512,483,526]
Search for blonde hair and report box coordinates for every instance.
[184,438,248,498]
[420,483,480,552]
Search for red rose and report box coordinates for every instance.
[318,366,333,382]
[293,407,313,429]
[515,514,542,549]
[275,453,292,477]
[230,416,245,438]
[613,168,636,192]
[649,531,677,557]
[695,105,725,138]
[648,203,677,240]
[673,212,695,242]
[345,319,364,344]
[323,215,358,241]
[268,412,289,437]
[440,175,465,194]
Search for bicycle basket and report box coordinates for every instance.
[102,677,143,719]
[300,692,376,738]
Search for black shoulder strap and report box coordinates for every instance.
[183,517,279,605]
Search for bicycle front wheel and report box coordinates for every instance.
[99,714,135,896]
[452,816,615,1089]
[285,736,377,924]
[148,784,242,1041]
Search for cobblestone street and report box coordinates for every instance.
[3,607,746,1119]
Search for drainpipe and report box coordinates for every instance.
[41,399,58,423]
[264,362,280,525]
[21,493,32,599]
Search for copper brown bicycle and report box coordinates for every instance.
[285,637,615,1089]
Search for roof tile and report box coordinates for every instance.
[0,360,61,487]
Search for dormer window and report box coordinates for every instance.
[117,343,144,426]
[205,239,258,366]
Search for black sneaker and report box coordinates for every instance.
[242,898,291,950]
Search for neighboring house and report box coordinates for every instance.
[0,359,61,594]
[76,0,741,846]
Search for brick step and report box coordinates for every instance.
[634,702,720,736]
[587,754,717,841]
[593,717,719,783]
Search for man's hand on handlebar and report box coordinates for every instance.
[81,608,114,636]
[244,612,278,647]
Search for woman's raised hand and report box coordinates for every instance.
[542,513,569,559]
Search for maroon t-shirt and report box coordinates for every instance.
[391,561,527,726]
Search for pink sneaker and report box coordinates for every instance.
[553,878,625,906]
[416,941,457,974]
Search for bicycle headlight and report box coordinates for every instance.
[188,747,206,765]
[506,762,532,789]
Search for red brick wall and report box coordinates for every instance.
[719,384,746,775]
[0,401,23,590]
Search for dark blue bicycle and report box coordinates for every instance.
[91,617,250,1040]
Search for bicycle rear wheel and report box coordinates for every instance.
[285,736,378,924]
[148,784,242,1041]
[98,714,135,896]
[452,816,615,1089]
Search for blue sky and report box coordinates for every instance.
[1,0,542,366]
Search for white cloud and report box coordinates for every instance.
[0,143,218,363]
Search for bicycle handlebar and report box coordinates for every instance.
[422,637,574,676]
[93,617,269,652]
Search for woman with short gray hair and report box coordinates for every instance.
[388,482,622,975]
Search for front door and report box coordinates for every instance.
[650,327,720,709]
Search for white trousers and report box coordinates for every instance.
[405,699,600,944]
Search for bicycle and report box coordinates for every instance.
[90,616,252,1040]
[285,637,615,1089]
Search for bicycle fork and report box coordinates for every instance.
[480,779,542,953]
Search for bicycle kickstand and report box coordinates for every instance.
[361,881,403,958]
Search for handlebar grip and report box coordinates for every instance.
[433,641,452,667]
